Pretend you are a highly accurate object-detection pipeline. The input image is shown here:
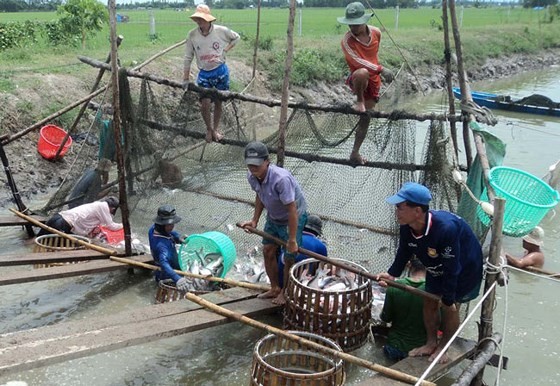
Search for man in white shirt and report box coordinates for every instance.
[38,196,122,238]
[183,4,240,143]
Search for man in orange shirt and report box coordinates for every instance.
[338,2,393,165]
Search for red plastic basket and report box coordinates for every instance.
[37,125,73,160]
[99,226,125,245]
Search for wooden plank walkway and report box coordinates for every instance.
[0,215,46,227]
[0,254,153,286]
[0,287,280,377]
[358,337,477,385]
[0,250,108,266]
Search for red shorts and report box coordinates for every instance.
[346,73,381,102]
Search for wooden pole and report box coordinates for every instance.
[521,265,560,279]
[185,292,436,386]
[0,144,34,236]
[10,208,118,256]
[472,197,505,386]
[276,0,297,167]
[252,0,262,79]
[452,332,502,386]
[447,0,473,171]
[109,256,271,292]
[53,35,124,161]
[108,0,132,257]
[441,0,459,162]
[237,224,441,302]
[77,56,465,123]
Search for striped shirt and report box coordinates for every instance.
[341,25,383,76]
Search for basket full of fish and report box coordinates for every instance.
[283,258,373,352]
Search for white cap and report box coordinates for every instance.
[522,226,544,247]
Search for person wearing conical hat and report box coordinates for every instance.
[337,2,394,165]
[504,226,545,268]
[183,4,240,144]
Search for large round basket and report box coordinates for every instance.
[154,279,209,304]
[477,166,560,237]
[178,231,236,278]
[284,258,373,352]
[250,331,345,386]
[33,234,91,268]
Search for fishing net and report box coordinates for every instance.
[38,69,464,277]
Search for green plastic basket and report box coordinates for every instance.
[178,231,236,278]
[477,166,560,237]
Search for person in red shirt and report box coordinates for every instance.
[338,2,393,165]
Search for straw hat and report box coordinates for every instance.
[522,226,544,247]
[190,4,216,22]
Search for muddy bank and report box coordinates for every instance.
[1,48,558,209]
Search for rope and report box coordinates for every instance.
[414,281,498,386]
[460,100,498,126]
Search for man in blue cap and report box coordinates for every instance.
[377,182,483,363]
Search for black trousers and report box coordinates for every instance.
[38,214,72,236]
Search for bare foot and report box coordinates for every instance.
[350,154,367,166]
[409,344,438,357]
[272,292,286,305]
[212,131,224,142]
[257,288,280,299]
[205,130,213,143]
[429,347,450,364]
[354,101,366,112]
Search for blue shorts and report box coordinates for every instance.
[263,213,307,261]
[197,63,230,91]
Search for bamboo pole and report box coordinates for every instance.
[0,88,106,145]
[77,56,465,123]
[0,144,34,236]
[472,197,505,386]
[185,292,436,386]
[452,332,502,386]
[522,265,560,279]
[109,256,271,292]
[10,208,118,256]
[237,224,441,302]
[108,0,132,257]
[252,0,262,79]
[276,0,297,167]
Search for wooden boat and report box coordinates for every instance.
[452,87,560,117]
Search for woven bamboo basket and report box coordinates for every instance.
[33,234,90,268]
[154,279,209,303]
[250,331,345,386]
[284,258,372,352]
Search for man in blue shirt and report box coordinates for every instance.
[240,141,308,305]
[277,214,328,287]
[377,182,483,364]
[148,205,188,291]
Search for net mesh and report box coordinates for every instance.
[40,72,461,276]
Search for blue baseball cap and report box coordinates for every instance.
[386,182,432,206]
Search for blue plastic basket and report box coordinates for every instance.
[477,166,560,237]
[178,231,236,278]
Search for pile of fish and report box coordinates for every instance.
[178,250,225,293]
[298,266,359,292]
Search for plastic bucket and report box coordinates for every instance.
[178,231,236,278]
[37,125,73,160]
[477,166,560,237]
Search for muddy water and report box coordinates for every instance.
[1,67,559,385]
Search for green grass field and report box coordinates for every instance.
[0,7,558,87]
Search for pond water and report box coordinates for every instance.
[0,67,559,385]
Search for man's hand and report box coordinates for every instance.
[380,67,394,83]
[375,272,395,288]
[176,277,189,292]
[239,220,258,232]
[286,238,298,254]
